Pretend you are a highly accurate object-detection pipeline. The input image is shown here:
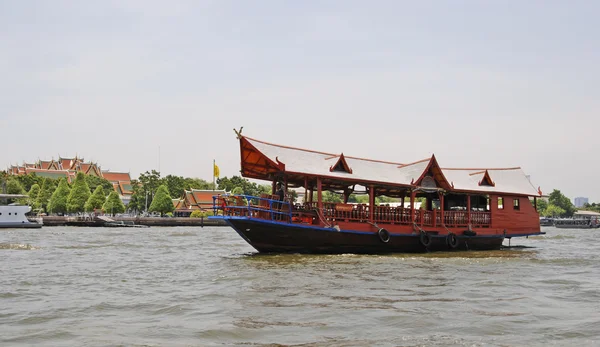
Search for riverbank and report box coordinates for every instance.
[37,216,227,227]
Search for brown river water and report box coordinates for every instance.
[1,226,598,346]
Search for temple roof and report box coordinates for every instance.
[240,136,540,197]
[102,171,131,183]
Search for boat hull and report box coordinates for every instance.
[555,224,600,229]
[0,222,42,229]
[224,217,504,254]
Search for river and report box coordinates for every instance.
[1,226,598,346]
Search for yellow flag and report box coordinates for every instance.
[213,163,220,177]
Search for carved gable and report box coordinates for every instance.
[329,153,353,174]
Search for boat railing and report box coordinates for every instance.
[555,218,597,226]
[214,196,492,228]
[443,211,469,227]
[471,211,491,227]
[212,194,293,222]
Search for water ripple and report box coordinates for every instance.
[0,226,599,346]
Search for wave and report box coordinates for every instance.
[0,243,37,250]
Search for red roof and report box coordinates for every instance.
[39,161,52,170]
[102,171,131,182]
[59,158,74,170]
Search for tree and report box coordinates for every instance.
[103,191,125,216]
[67,172,91,213]
[217,176,267,197]
[14,173,43,192]
[190,209,208,218]
[548,189,575,217]
[184,177,213,190]
[127,179,145,214]
[149,185,174,216]
[6,178,25,195]
[48,179,71,214]
[85,186,106,212]
[544,204,565,218]
[534,198,548,213]
[322,191,343,203]
[136,170,162,210]
[36,178,57,213]
[162,174,186,198]
[6,178,27,204]
[27,184,41,210]
[85,175,113,196]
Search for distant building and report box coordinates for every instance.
[172,189,227,216]
[8,156,132,204]
[574,197,588,208]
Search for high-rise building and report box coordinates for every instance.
[574,197,589,208]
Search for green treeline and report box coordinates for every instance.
[2,169,595,218]
[534,189,577,218]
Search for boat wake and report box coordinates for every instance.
[0,243,37,250]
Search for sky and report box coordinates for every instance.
[1,1,599,202]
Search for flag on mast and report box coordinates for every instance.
[212,160,219,192]
[213,162,220,177]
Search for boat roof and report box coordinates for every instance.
[239,135,541,197]
[574,210,600,216]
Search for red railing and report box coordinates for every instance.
[471,211,491,227]
[444,211,468,227]
[219,198,492,228]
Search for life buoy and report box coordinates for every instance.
[447,232,458,249]
[420,230,432,247]
[378,228,390,243]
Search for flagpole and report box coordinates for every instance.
[212,159,215,192]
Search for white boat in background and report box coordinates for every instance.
[554,211,600,229]
[0,194,42,229]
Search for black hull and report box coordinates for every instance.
[555,224,600,229]
[226,218,504,254]
[0,222,42,229]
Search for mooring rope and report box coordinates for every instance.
[315,208,333,228]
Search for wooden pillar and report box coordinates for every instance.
[467,194,471,226]
[534,197,537,210]
[410,190,416,223]
[369,185,375,222]
[439,192,445,226]
[304,177,308,205]
[317,177,323,211]
[272,180,276,194]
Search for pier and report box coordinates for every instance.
[35,215,227,227]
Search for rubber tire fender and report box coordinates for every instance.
[447,232,458,249]
[419,230,432,247]
[378,228,390,243]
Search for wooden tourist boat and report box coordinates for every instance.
[211,131,545,254]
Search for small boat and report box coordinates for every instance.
[0,194,43,229]
[539,217,554,227]
[210,131,545,254]
[554,211,600,229]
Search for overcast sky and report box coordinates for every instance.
[1,1,599,201]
